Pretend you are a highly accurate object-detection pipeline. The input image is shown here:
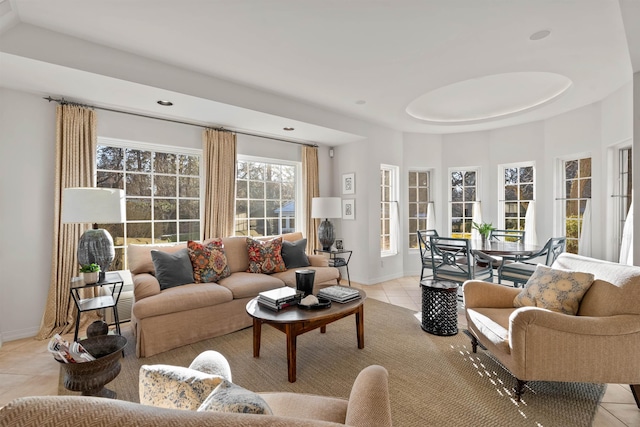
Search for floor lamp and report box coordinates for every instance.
[62,187,126,281]
[311,197,342,251]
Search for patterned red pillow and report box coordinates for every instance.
[246,237,287,274]
[187,239,231,283]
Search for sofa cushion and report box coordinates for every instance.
[513,264,594,315]
[132,283,234,319]
[246,237,286,274]
[281,238,310,269]
[151,248,194,290]
[466,307,514,354]
[139,364,224,410]
[128,242,186,275]
[197,379,272,415]
[217,272,285,299]
[188,239,232,283]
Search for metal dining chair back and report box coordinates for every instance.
[490,229,526,243]
[417,229,439,281]
[429,236,494,284]
[498,237,567,286]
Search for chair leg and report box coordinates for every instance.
[631,385,640,409]
[514,379,527,401]
[470,334,478,353]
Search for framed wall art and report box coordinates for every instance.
[342,173,355,195]
[342,199,355,220]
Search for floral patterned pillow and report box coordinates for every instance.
[246,237,286,274]
[513,264,594,315]
[187,239,231,283]
[139,364,224,410]
[197,379,272,415]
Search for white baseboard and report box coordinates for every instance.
[2,325,40,343]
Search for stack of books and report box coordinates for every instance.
[318,285,360,303]
[258,287,304,311]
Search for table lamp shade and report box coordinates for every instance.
[311,197,342,251]
[62,188,126,278]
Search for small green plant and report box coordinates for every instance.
[472,222,495,238]
[79,263,101,273]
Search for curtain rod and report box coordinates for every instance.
[44,96,318,148]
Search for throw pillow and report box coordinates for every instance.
[513,264,595,315]
[281,238,310,269]
[187,239,232,283]
[246,237,286,274]
[139,364,224,410]
[151,248,195,290]
[197,379,273,415]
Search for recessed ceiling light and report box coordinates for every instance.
[529,30,551,41]
[283,127,295,131]
[355,100,366,105]
[157,100,173,106]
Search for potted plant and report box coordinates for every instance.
[80,263,101,284]
[472,222,495,243]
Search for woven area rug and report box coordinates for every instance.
[60,299,605,426]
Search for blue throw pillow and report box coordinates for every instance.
[151,248,195,290]
[281,238,310,269]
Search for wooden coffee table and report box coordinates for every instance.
[246,289,366,382]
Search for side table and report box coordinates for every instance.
[314,249,352,286]
[70,271,125,342]
[420,279,458,336]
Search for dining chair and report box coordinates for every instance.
[429,236,495,285]
[489,229,526,243]
[417,229,439,281]
[497,236,567,286]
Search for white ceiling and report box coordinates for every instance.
[1,0,639,144]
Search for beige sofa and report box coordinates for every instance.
[464,253,640,404]
[128,232,339,357]
[0,364,392,427]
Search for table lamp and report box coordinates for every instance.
[62,188,126,281]
[311,197,342,251]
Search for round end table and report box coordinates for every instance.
[420,280,459,336]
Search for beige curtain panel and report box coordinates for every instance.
[302,146,320,253]
[202,129,237,239]
[38,105,98,340]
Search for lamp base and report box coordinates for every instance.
[78,228,115,277]
[317,219,335,251]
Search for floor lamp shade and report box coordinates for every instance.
[62,188,126,278]
[311,197,342,251]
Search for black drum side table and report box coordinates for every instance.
[420,280,458,336]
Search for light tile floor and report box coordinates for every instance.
[0,276,638,426]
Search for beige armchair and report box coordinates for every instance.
[463,253,640,405]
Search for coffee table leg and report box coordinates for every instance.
[286,324,297,382]
[356,305,365,349]
[253,318,261,358]
[320,325,326,333]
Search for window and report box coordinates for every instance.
[450,168,478,238]
[617,147,632,254]
[408,170,431,249]
[499,163,534,231]
[234,156,299,237]
[381,164,399,256]
[562,157,591,254]
[96,139,202,270]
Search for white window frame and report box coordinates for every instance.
[555,153,592,255]
[96,137,203,270]
[407,169,433,250]
[381,164,399,257]
[498,161,535,230]
[448,166,480,238]
[235,154,302,237]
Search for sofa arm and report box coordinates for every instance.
[345,365,392,427]
[463,280,521,308]
[511,307,640,336]
[133,273,161,301]
[308,254,329,267]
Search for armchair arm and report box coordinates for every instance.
[463,280,521,308]
[345,365,392,427]
[308,254,329,267]
[510,307,640,336]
